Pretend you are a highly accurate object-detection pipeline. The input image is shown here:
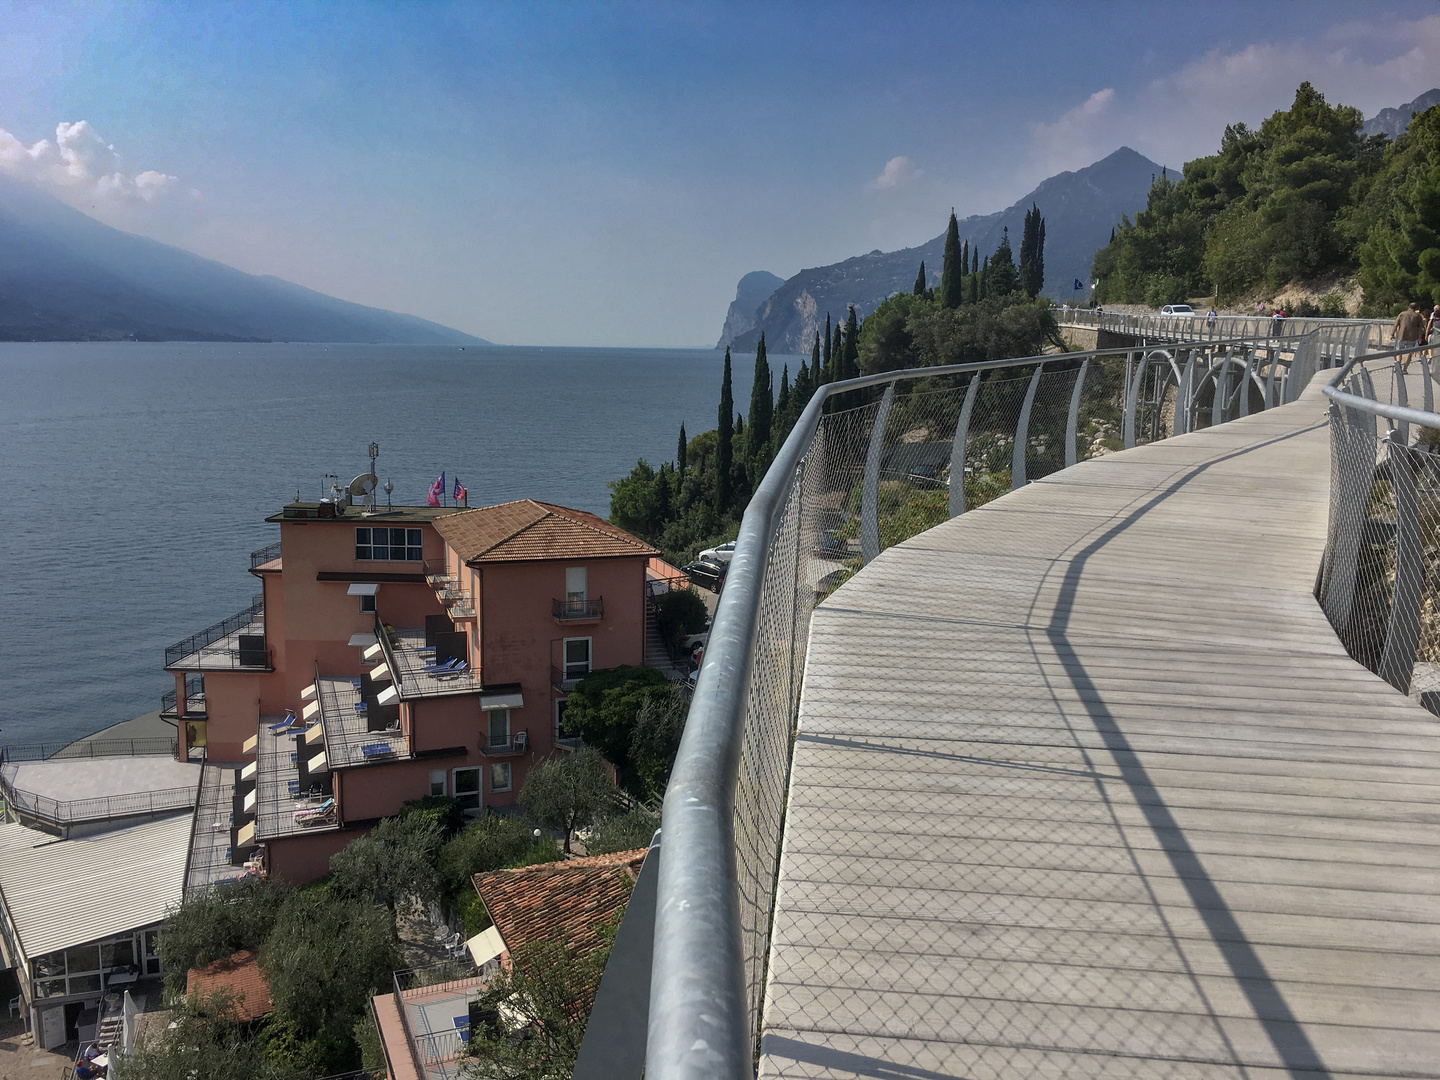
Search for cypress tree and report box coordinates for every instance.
[832,323,844,380]
[913,261,927,295]
[989,226,1020,296]
[1018,203,1045,298]
[775,364,791,442]
[716,348,733,514]
[980,255,989,300]
[843,306,860,379]
[821,313,832,384]
[939,210,964,309]
[746,333,773,478]
[959,241,969,305]
[677,423,687,478]
[972,247,979,274]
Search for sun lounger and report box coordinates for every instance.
[360,742,396,759]
[422,658,460,673]
[294,797,336,826]
[267,717,296,733]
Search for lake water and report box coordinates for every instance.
[0,342,766,747]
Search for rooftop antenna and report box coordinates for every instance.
[350,443,381,514]
[383,479,393,511]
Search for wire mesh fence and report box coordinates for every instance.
[1319,348,1440,709]
[649,325,1373,1079]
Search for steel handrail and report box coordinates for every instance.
[1321,342,1440,427]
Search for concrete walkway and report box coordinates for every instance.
[761,379,1440,1078]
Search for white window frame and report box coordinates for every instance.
[563,637,591,681]
[359,593,377,614]
[428,769,447,797]
[355,526,424,562]
[452,766,481,811]
[490,761,512,793]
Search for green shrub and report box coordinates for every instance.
[1319,292,1349,317]
[561,665,669,771]
[651,587,709,657]
[399,794,465,839]
[589,808,659,855]
[457,889,492,936]
[437,815,540,899]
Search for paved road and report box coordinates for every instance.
[762,376,1440,1078]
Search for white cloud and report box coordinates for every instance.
[0,120,179,204]
[1025,13,1440,184]
[869,155,922,191]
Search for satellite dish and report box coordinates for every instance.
[349,474,379,497]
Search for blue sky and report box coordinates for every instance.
[2,1,1438,346]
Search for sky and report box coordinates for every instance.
[1,0,1438,347]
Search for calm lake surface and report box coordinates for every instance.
[0,342,767,747]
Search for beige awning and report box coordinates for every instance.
[305,723,325,746]
[301,683,317,701]
[236,821,256,848]
[240,760,258,782]
[307,750,328,774]
[377,685,399,706]
[243,789,257,813]
[347,583,380,596]
[467,925,506,968]
[362,642,384,662]
[480,691,524,711]
[242,733,258,755]
[369,662,390,682]
[302,700,320,720]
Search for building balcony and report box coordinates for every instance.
[160,675,206,720]
[479,730,528,758]
[553,597,603,622]
[165,597,270,671]
[249,540,282,572]
[374,959,489,1080]
[243,714,338,843]
[377,626,483,698]
[313,674,409,768]
[550,664,591,692]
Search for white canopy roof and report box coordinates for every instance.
[347,583,380,597]
[0,815,191,960]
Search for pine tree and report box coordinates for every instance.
[676,423,687,478]
[939,210,964,309]
[843,306,860,380]
[821,313,832,384]
[913,261,927,295]
[716,348,733,514]
[746,334,774,481]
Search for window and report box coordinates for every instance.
[144,929,162,976]
[563,637,591,681]
[565,566,587,603]
[490,762,512,792]
[555,698,568,738]
[359,594,376,614]
[355,527,423,562]
[488,709,511,748]
[429,769,447,797]
[453,767,481,811]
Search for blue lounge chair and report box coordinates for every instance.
[360,742,396,758]
[267,716,296,733]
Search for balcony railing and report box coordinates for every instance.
[161,674,207,717]
[392,960,481,1080]
[553,597,604,620]
[480,730,528,757]
[0,738,177,764]
[249,540,282,569]
[0,779,196,828]
[642,325,1372,1078]
[165,596,267,669]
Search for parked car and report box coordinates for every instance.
[682,558,727,592]
[698,540,736,564]
[1161,304,1196,316]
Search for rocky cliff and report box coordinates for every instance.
[718,147,1162,354]
[1361,88,1440,140]
[714,270,784,349]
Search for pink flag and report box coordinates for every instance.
[428,472,445,507]
[453,477,467,505]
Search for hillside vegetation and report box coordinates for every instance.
[1091,83,1440,314]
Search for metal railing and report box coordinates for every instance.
[161,674,206,716]
[392,960,480,1079]
[0,737,177,763]
[249,540,282,569]
[164,596,266,668]
[1318,342,1440,705]
[553,597,604,620]
[1059,307,1387,349]
[0,777,196,828]
[647,325,1368,1077]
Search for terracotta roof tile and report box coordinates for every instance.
[186,949,272,1022]
[433,500,658,564]
[472,848,647,961]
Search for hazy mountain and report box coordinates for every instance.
[718,147,1163,353]
[1361,88,1440,140]
[715,270,784,349]
[0,173,490,344]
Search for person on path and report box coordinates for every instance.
[1428,304,1440,358]
[1206,308,1217,329]
[1395,302,1428,370]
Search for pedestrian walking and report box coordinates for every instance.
[1206,308,1217,329]
[1394,302,1428,370]
[1428,304,1440,358]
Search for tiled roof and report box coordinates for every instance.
[472,848,647,961]
[187,949,273,1022]
[433,500,658,564]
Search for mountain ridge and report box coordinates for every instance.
[717,147,1165,354]
[0,173,491,344]
[1361,88,1440,139]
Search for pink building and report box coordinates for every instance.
[163,491,661,884]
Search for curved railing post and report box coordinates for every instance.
[948,374,980,518]
[1064,360,1089,468]
[1176,352,1197,435]
[861,384,895,565]
[1212,353,1230,427]
[1379,429,1423,693]
[1123,354,1144,448]
[1011,364,1044,489]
